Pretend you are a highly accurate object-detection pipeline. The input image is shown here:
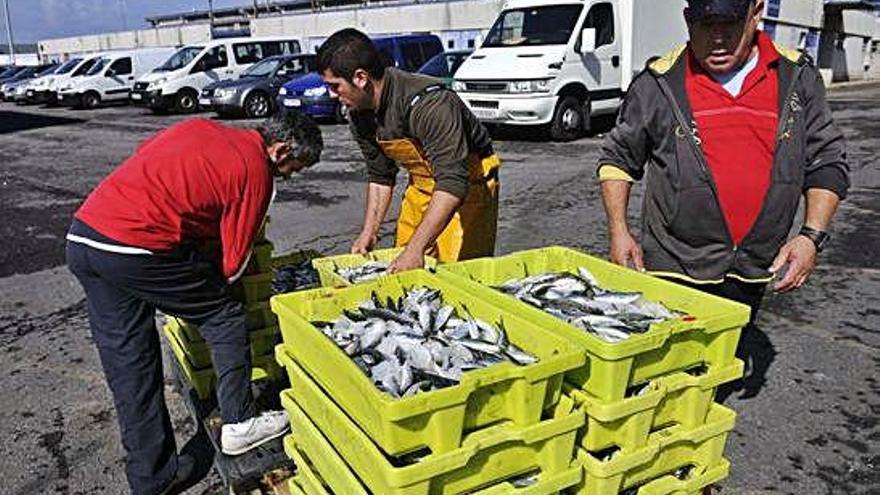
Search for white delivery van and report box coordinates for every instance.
[131,36,302,114]
[45,54,106,105]
[58,48,177,109]
[453,0,687,141]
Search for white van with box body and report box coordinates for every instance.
[131,37,302,114]
[453,0,686,141]
[58,48,177,109]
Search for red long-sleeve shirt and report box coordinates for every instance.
[75,119,273,281]
[686,32,780,246]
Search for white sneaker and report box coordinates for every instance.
[221,410,290,456]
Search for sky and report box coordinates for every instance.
[0,0,248,44]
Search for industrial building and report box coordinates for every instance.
[35,0,880,85]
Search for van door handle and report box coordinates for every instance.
[612,56,620,67]
[128,76,134,81]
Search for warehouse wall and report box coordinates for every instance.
[251,0,503,41]
[39,24,211,60]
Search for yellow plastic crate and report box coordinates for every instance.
[162,321,281,400]
[567,359,743,454]
[245,241,276,275]
[232,271,274,304]
[436,246,750,401]
[272,249,323,270]
[634,458,729,495]
[271,270,585,456]
[284,431,582,495]
[166,321,280,369]
[168,302,278,343]
[311,248,438,288]
[279,360,583,495]
[570,404,736,494]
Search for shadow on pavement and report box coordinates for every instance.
[179,423,217,487]
[487,113,617,142]
[716,323,777,403]
[0,111,86,134]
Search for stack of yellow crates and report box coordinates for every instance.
[162,220,285,400]
[436,246,750,495]
[271,269,589,495]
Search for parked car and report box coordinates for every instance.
[24,58,82,104]
[201,53,315,118]
[131,36,302,114]
[1,64,56,101]
[58,48,176,109]
[9,63,59,103]
[277,34,443,122]
[44,55,103,106]
[417,49,473,87]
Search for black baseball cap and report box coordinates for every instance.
[685,0,754,22]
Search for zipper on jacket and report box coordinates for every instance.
[654,75,737,252]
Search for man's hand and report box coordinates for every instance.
[351,231,377,254]
[388,246,424,274]
[610,230,645,271]
[769,235,817,293]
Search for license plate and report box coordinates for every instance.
[198,98,211,106]
[131,93,142,101]
[283,98,302,108]
[471,108,500,120]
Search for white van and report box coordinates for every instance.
[453,0,687,141]
[44,54,106,105]
[57,48,177,109]
[131,37,302,114]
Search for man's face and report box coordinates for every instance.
[686,1,762,75]
[321,68,373,111]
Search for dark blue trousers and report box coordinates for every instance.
[66,219,255,495]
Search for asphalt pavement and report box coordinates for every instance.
[0,83,877,494]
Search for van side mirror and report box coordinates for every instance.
[106,68,116,77]
[579,28,597,54]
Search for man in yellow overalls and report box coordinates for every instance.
[317,28,500,272]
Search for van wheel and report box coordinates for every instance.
[549,96,585,142]
[82,91,101,109]
[244,92,271,118]
[174,89,199,113]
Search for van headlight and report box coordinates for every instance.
[148,77,167,89]
[452,80,467,92]
[508,79,553,94]
[303,86,327,97]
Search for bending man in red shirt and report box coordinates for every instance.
[66,111,322,495]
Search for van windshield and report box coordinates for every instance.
[86,57,110,76]
[154,46,204,72]
[483,5,583,47]
[55,59,82,75]
[73,58,99,76]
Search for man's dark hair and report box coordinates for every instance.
[316,28,386,80]
[257,110,323,168]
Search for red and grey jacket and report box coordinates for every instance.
[71,119,273,282]
[598,40,849,283]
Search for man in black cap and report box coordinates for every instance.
[597,0,848,395]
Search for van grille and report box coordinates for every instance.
[463,81,508,93]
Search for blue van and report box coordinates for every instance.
[277,34,443,122]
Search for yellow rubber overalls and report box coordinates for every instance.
[375,137,500,262]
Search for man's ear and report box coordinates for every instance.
[268,141,290,162]
[352,68,370,90]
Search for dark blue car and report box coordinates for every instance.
[277,34,443,122]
